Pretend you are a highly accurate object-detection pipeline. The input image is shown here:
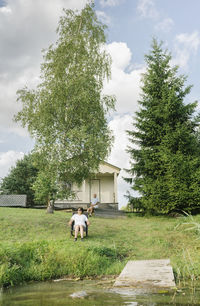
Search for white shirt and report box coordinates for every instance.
[91,197,99,208]
[71,214,88,227]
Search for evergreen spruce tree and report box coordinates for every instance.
[126,39,200,214]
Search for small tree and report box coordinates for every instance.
[125,192,143,212]
[15,2,115,205]
[0,154,38,206]
[125,39,200,214]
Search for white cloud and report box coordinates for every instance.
[173,31,200,69]
[155,18,174,33]
[108,115,132,170]
[96,10,111,24]
[137,0,159,19]
[103,42,145,207]
[0,151,24,179]
[106,42,132,70]
[108,115,133,208]
[0,67,39,135]
[0,0,88,136]
[0,6,12,14]
[176,31,200,51]
[100,0,122,7]
[104,42,144,114]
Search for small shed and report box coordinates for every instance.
[0,195,27,207]
[55,161,121,209]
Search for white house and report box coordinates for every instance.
[55,161,121,209]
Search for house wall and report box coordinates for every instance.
[84,176,114,203]
[98,176,114,203]
[70,183,84,203]
[55,161,120,207]
[66,176,114,204]
[84,179,90,203]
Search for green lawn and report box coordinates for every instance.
[0,207,200,287]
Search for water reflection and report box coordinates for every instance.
[1,280,200,305]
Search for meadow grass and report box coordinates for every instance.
[0,207,200,287]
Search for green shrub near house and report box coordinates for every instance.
[0,208,200,287]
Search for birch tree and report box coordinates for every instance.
[15,3,115,205]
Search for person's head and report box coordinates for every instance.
[77,207,84,215]
[93,194,97,198]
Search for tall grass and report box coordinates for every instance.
[181,212,200,238]
[173,213,200,286]
[0,240,125,287]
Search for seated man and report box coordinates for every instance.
[87,193,99,217]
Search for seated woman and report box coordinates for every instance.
[87,194,99,217]
[69,207,89,241]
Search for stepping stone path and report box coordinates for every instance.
[114,259,176,289]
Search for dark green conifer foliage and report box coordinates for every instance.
[126,39,200,214]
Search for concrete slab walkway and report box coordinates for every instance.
[114,259,176,289]
[94,208,125,218]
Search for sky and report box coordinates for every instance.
[1,0,200,208]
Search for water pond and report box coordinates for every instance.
[1,279,200,305]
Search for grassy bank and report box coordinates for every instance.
[0,207,200,287]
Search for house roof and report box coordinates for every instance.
[97,161,121,175]
[102,161,121,171]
